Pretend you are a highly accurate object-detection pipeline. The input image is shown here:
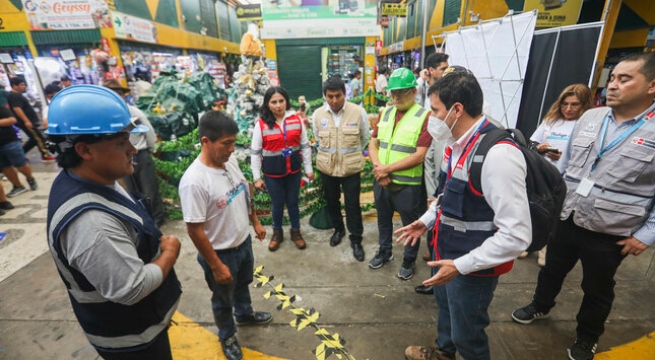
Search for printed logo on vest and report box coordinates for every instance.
[321,119,329,128]
[632,137,655,149]
[585,123,596,131]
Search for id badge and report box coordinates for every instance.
[281,147,293,157]
[576,178,595,197]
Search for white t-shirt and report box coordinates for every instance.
[179,156,251,250]
[530,119,577,174]
[375,75,388,94]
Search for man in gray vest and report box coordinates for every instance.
[512,52,655,360]
[312,76,369,261]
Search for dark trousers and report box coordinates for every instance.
[373,182,423,263]
[95,328,172,360]
[123,150,165,225]
[197,236,254,341]
[533,216,625,343]
[263,172,302,230]
[16,123,49,158]
[321,171,363,243]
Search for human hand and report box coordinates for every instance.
[160,235,181,258]
[24,120,33,129]
[545,150,562,161]
[536,142,551,153]
[423,260,460,286]
[394,220,427,246]
[373,164,390,180]
[254,223,267,241]
[254,179,266,192]
[378,176,392,187]
[306,172,315,181]
[212,263,233,284]
[617,236,649,256]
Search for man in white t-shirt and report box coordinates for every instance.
[179,111,271,360]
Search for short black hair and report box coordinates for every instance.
[198,111,239,142]
[323,76,346,95]
[378,67,388,74]
[44,84,60,96]
[47,133,122,169]
[428,66,483,117]
[425,53,449,70]
[620,52,655,82]
[9,77,26,87]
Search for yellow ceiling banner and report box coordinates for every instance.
[524,0,584,27]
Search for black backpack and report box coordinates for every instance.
[469,128,567,253]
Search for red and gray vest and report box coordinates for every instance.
[433,121,514,276]
[257,115,303,177]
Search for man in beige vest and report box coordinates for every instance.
[312,76,370,261]
[512,52,655,360]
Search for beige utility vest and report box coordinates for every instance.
[314,103,365,177]
[561,106,655,236]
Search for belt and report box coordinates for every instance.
[214,236,250,254]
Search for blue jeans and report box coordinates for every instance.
[263,171,302,230]
[197,236,254,341]
[433,274,499,360]
[0,140,27,169]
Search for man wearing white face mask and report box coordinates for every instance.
[368,68,432,281]
[395,66,531,360]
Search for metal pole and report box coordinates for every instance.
[419,0,429,68]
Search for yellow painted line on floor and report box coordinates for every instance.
[595,332,655,360]
[169,312,288,360]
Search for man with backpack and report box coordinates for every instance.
[395,66,532,360]
[512,52,655,360]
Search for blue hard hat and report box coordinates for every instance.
[44,85,149,136]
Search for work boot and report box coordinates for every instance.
[220,335,243,360]
[290,229,306,249]
[404,344,456,360]
[268,230,283,251]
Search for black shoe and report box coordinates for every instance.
[414,284,434,295]
[567,339,597,360]
[330,230,344,247]
[235,311,272,326]
[511,302,550,324]
[352,243,365,262]
[220,335,243,360]
[0,201,14,210]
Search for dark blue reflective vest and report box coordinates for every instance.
[47,170,181,350]
[433,121,514,276]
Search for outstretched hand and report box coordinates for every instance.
[423,259,459,286]
[394,220,427,247]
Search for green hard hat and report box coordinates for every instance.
[387,68,418,91]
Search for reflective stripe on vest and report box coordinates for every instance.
[564,177,652,208]
[377,104,428,185]
[440,214,497,232]
[262,145,301,157]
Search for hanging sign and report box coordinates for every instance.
[22,0,111,30]
[236,4,262,21]
[381,3,407,17]
[112,11,158,44]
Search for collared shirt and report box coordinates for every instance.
[311,103,370,147]
[418,117,531,275]
[568,102,655,246]
[250,110,313,180]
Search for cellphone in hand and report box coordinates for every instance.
[544,147,560,153]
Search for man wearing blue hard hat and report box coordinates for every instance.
[45,85,182,359]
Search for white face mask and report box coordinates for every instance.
[428,107,459,142]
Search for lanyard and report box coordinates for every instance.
[280,119,289,147]
[446,119,489,180]
[590,111,653,172]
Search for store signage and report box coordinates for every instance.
[21,0,112,30]
[647,27,655,48]
[389,42,404,53]
[236,4,262,21]
[381,3,407,17]
[523,0,583,27]
[380,17,389,28]
[112,11,158,44]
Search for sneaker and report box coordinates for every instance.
[404,345,456,360]
[41,155,56,162]
[27,177,38,191]
[220,335,243,360]
[397,261,415,280]
[235,311,272,326]
[368,252,393,269]
[511,302,550,324]
[0,201,14,210]
[7,186,27,198]
[567,339,597,360]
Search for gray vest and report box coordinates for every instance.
[561,106,655,236]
